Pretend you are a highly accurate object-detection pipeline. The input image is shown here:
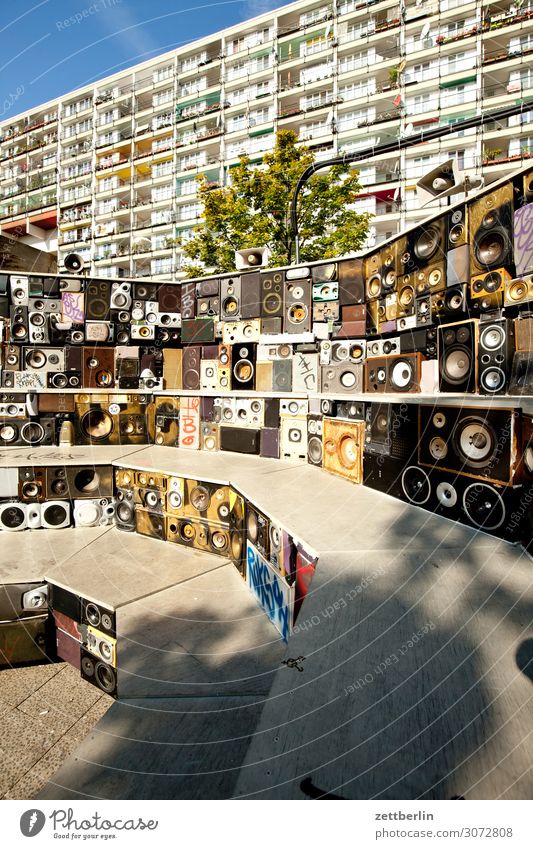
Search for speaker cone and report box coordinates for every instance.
[338,434,358,469]
[475,233,506,268]
[0,504,26,529]
[21,422,45,445]
[288,303,307,323]
[168,491,182,509]
[81,655,95,677]
[0,423,18,443]
[42,503,68,527]
[390,359,414,390]
[211,530,228,551]
[463,482,505,530]
[190,486,210,511]
[247,510,258,543]
[401,466,431,505]
[230,530,243,562]
[95,662,116,694]
[436,481,457,508]
[454,417,496,467]
[81,410,114,440]
[26,350,47,369]
[480,325,504,350]
[415,226,440,260]
[233,359,254,383]
[74,469,100,493]
[442,347,471,385]
[429,437,447,460]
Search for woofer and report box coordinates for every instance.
[80,409,114,440]
[401,466,431,505]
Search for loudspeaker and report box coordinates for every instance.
[438,319,478,393]
[469,268,509,312]
[85,279,111,320]
[312,262,337,284]
[364,353,423,394]
[513,202,533,276]
[110,282,131,311]
[46,465,113,500]
[509,350,533,395]
[0,582,48,619]
[9,276,29,305]
[260,427,279,458]
[41,501,71,529]
[363,454,405,500]
[0,417,54,447]
[365,250,382,301]
[158,283,181,313]
[284,277,311,333]
[220,425,260,454]
[416,158,461,205]
[115,488,135,531]
[231,343,256,390]
[196,295,220,319]
[64,253,84,273]
[200,422,219,451]
[478,318,515,395]
[18,467,46,501]
[447,244,470,288]
[514,315,533,351]
[180,281,196,319]
[323,418,364,483]
[364,403,417,460]
[22,346,64,373]
[162,348,183,390]
[406,219,446,296]
[321,362,363,394]
[307,414,323,467]
[430,285,467,322]
[222,319,261,345]
[182,346,201,390]
[181,318,215,344]
[240,272,261,318]
[73,498,115,527]
[504,274,533,308]
[134,282,157,301]
[220,276,242,320]
[80,596,115,638]
[337,400,365,420]
[48,372,82,389]
[166,515,233,557]
[9,306,28,342]
[55,626,81,669]
[84,625,116,668]
[418,405,517,485]
[235,246,269,269]
[469,183,514,276]
[447,205,468,250]
[4,344,20,370]
[80,648,117,698]
[0,615,51,667]
[259,270,284,318]
[82,346,115,389]
[246,504,269,560]
[49,584,81,621]
[338,258,365,306]
[134,485,165,513]
[280,416,307,460]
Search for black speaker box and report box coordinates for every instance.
[181,318,215,344]
[260,269,284,318]
[260,427,279,458]
[80,648,117,698]
[241,272,261,318]
[418,405,517,485]
[49,583,81,622]
[134,282,158,301]
[158,284,181,313]
[220,426,260,454]
[85,279,111,321]
[264,398,280,428]
[478,317,515,395]
[363,454,405,500]
[509,350,533,395]
[231,343,256,391]
[182,346,201,390]
[438,319,478,393]
[469,183,514,276]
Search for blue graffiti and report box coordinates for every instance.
[247,543,291,642]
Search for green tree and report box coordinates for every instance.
[179,130,371,277]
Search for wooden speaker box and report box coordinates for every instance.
[322,418,364,484]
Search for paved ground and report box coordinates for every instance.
[0,660,112,799]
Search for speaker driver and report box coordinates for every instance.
[1,504,26,529]
[429,437,447,460]
[247,511,258,543]
[26,350,47,369]
[211,530,228,550]
[233,359,254,383]
[74,469,100,493]
[180,521,195,541]
[436,481,457,508]
[368,275,381,298]
[21,422,45,445]
[390,359,414,390]
[480,325,505,350]
[222,296,239,316]
[0,423,18,443]
[401,466,431,505]
[475,233,506,268]
[145,490,159,509]
[168,491,182,509]
[445,290,464,311]
[443,348,471,384]
[454,418,495,467]
[95,662,116,695]
[449,223,465,245]
[340,369,357,389]
[480,367,506,393]
[42,503,68,527]
[231,529,243,562]
[463,482,505,530]
[116,500,133,523]
[339,434,358,469]
[415,226,440,260]
[85,602,101,627]
[81,410,114,440]
[288,303,308,324]
[399,285,414,307]
[81,655,95,677]
[190,486,210,511]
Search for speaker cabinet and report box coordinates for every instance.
[469,183,514,276]
[240,272,261,318]
[73,498,115,528]
[504,274,533,309]
[82,346,115,389]
[509,350,533,395]
[50,584,81,622]
[364,402,417,460]
[260,426,279,458]
[260,269,284,318]
[363,454,405,500]
[246,504,269,560]
[438,319,478,393]
[0,417,54,447]
[514,315,533,351]
[0,582,48,620]
[158,283,181,313]
[513,202,533,277]
[272,359,292,392]
[84,625,116,668]
[364,353,423,394]
[469,268,509,312]
[365,250,382,301]
[180,281,196,319]
[18,467,46,501]
[283,278,312,333]
[447,205,468,250]
[406,218,446,296]
[182,346,201,390]
[0,615,51,667]
[220,425,260,454]
[220,276,242,320]
[323,418,364,484]
[85,279,111,321]
[166,515,233,557]
[80,648,117,698]
[431,284,467,323]
[280,416,306,460]
[9,306,28,342]
[46,465,113,500]
[307,414,323,467]
[478,318,515,395]
[41,501,71,529]
[231,343,256,391]
[338,258,364,306]
[197,295,219,320]
[447,244,470,288]
[418,405,517,485]
[321,362,363,394]
[115,488,135,531]
[55,626,81,670]
[176,480,233,524]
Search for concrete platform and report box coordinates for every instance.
[0,444,147,467]
[0,526,110,584]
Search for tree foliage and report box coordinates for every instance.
[179,130,371,277]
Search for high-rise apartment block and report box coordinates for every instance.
[0,0,532,279]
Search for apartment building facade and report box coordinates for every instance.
[0,0,532,280]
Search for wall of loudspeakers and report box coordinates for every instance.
[2,166,533,679]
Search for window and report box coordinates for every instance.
[153,65,173,82]
[177,178,197,196]
[177,202,202,220]
[180,52,207,73]
[228,113,247,132]
[302,36,328,57]
[249,105,272,125]
[300,6,330,26]
[153,90,173,107]
[152,161,173,178]
[152,184,173,202]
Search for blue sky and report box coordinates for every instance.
[0,0,287,120]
